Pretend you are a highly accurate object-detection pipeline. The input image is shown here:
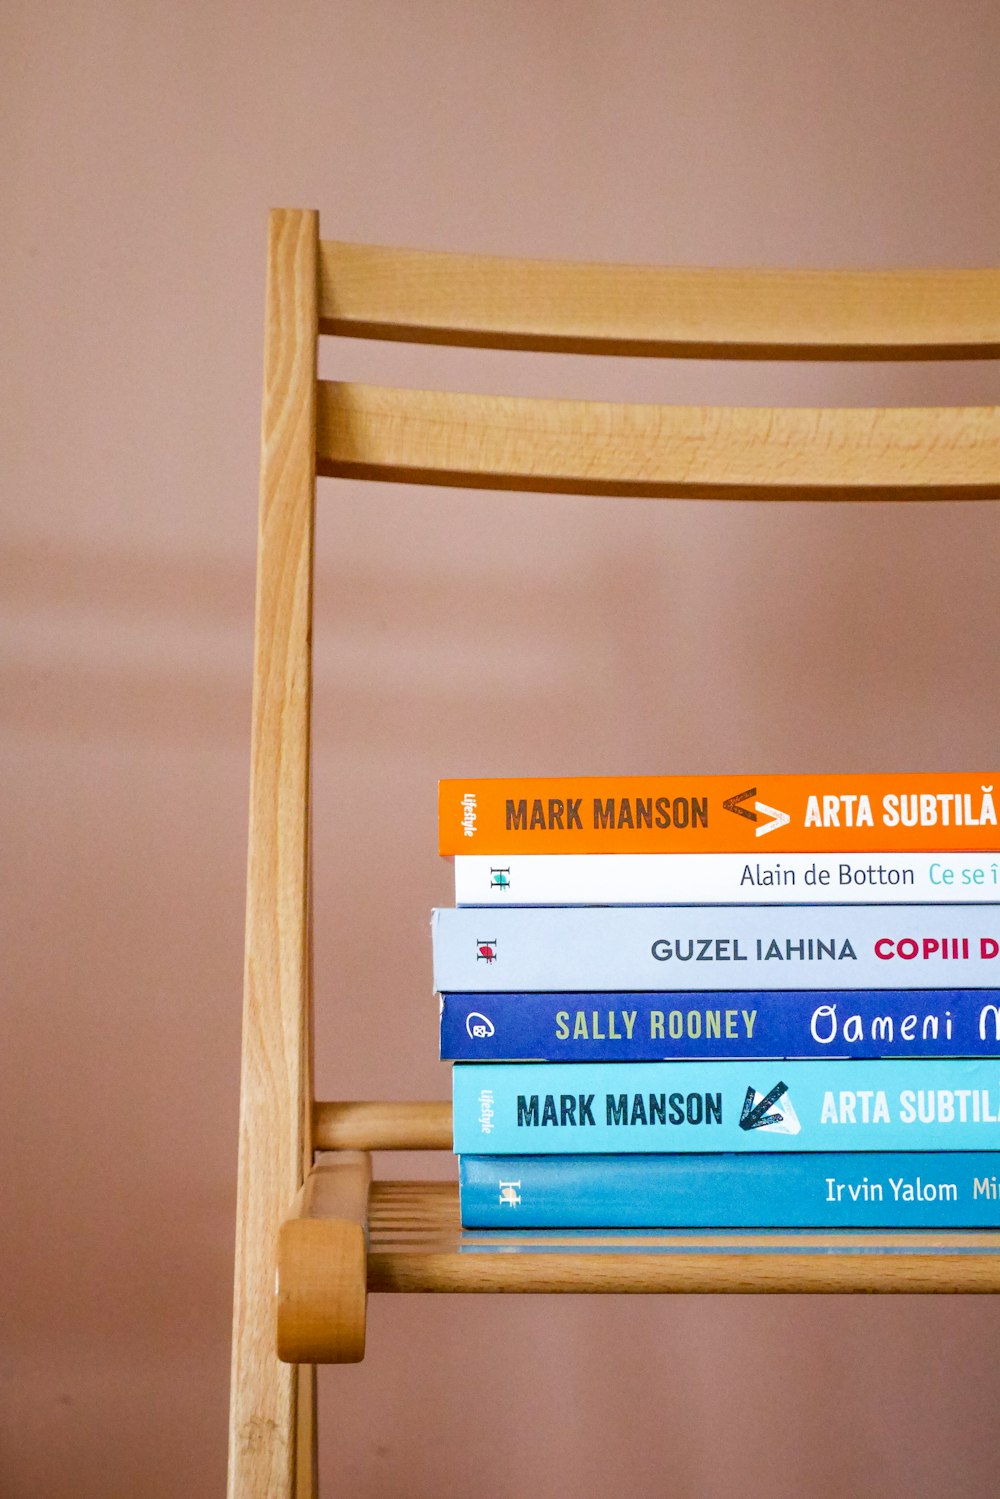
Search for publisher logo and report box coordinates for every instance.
[466,1011,496,1040]
[461,792,477,838]
[490,867,510,893]
[477,938,498,963]
[499,1179,521,1208]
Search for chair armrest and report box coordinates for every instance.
[276,1152,371,1363]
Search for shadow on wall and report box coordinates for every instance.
[5,487,1000,771]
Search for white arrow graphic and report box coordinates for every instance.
[754,801,790,837]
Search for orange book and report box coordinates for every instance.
[438,774,1000,855]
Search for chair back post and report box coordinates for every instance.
[229,207,319,1499]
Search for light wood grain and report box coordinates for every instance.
[273,1171,1000,1362]
[365,1181,1000,1297]
[229,208,318,1499]
[319,240,1000,358]
[313,1100,452,1151]
[316,383,1000,499]
[295,1367,317,1499]
[277,1155,370,1364]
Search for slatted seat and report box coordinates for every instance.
[228,208,1000,1499]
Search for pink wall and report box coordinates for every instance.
[5,3,1000,1494]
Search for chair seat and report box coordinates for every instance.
[274,1154,1000,1363]
[365,1181,1000,1294]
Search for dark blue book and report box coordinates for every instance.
[458,1152,1000,1228]
[440,988,1000,1060]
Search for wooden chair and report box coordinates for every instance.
[227,208,1000,1499]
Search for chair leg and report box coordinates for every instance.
[295,1365,318,1499]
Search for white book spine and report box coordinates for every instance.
[452,852,1000,906]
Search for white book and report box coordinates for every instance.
[452,852,1000,906]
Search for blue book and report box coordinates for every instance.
[441,988,1000,1061]
[458,1152,1000,1228]
[431,904,1000,992]
[452,1058,1000,1154]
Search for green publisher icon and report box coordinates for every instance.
[490,867,511,892]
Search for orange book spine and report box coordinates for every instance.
[438,774,1000,855]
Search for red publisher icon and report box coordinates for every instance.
[477,940,498,963]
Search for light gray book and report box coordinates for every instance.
[431,904,1000,992]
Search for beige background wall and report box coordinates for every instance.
[5,3,1000,1495]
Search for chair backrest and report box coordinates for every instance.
[229,207,1000,1499]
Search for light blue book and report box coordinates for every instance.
[452,1058,1000,1153]
[432,904,1000,992]
[458,1153,1000,1228]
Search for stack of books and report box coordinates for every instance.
[432,774,1000,1230]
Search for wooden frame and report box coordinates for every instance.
[317,384,1000,499]
[229,209,317,1499]
[228,208,1000,1499]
